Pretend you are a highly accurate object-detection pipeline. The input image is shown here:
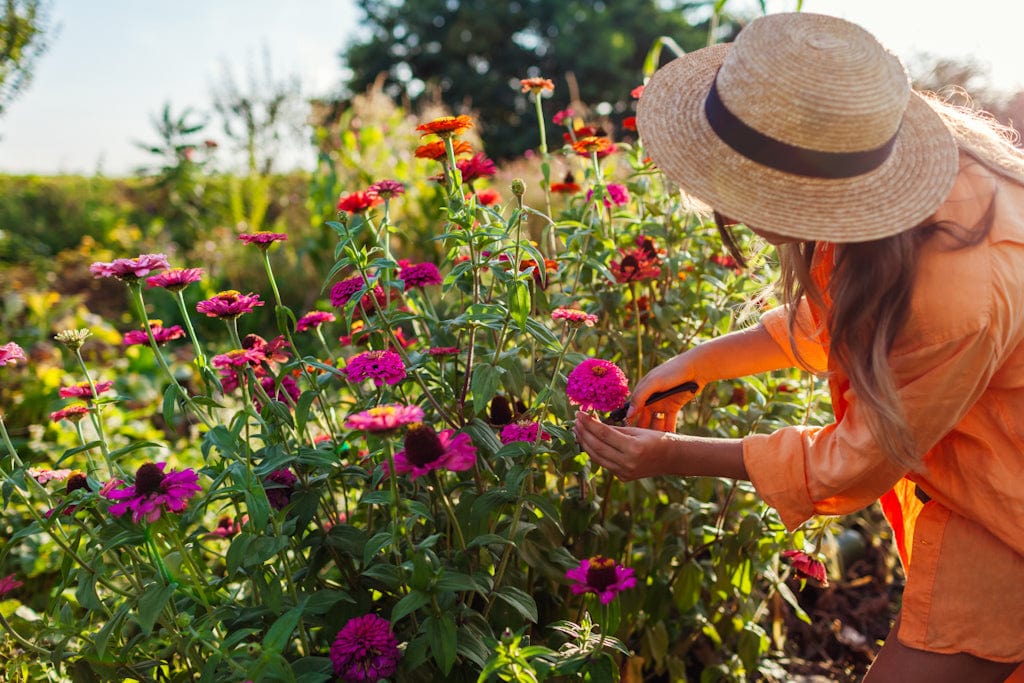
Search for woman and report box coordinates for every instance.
[572,12,1024,682]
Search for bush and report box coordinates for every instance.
[0,86,840,683]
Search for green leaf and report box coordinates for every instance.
[508,279,530,331]
[362,531,392,565]
[494,585,539,623]
[425,613,458,676]
[136,582,176,636]
[391,590,430,623]
[262,596,309,652]
[673,561,703,613]
[294,390,319,436]
[470,363,503,416]
[162,384,177,431]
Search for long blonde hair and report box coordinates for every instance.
[779,93,1024,470]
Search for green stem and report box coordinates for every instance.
[434,470,466,553]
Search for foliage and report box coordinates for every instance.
[0,71,845,682]
[339,0,718,160]
[0,0,51,119]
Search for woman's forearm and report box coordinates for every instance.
[688,322,796,385]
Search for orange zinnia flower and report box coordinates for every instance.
[414,140,473,161]
[550,182,581,194]
[520,77,554,94]
[337,191,383,213]
[572,136,614,156]
[416,115,474,139]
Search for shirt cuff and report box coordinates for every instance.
[742,429,817,530]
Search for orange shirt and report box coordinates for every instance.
[742,158,1024,662]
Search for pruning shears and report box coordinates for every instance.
[604,380,700,424]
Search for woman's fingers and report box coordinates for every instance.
[574,411,645,480]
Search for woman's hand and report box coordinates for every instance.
[628,352,704,431]
[574,411,749,482]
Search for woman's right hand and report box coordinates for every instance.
[628,350,705,431]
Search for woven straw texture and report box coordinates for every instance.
[637,13,959,242]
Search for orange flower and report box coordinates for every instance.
[476,188,502,206]
[414,140,473,161]
[337,191,383,214]
[550,182,581,194]
[572,136,614,156]
[520,77,554,94]
[622,116,637,131]
[416,115,474,139]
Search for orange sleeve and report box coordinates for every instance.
[743,316,1001,530]
[759,301,828,374]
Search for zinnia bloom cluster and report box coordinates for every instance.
[499,422,550,445]
[566,358,629,412]
[416,115,474,139]
[212,335,293,398]
[122,321,186,347]
[146,267,204,291]
[329,614,402,683]
[551,307,598,327]
[238,231,288,248]
[105,462,201,524]
[456,153,496,183]
[50,404,90,423]
[367,179,405,199]
[343,349,406,387]
[337,191,383,214]
[566,555,637,604]
[398,261,442,290]
[196,290,265,319]
[344,404,424,433]
[391,424,476,480]
[0,341,26,366]
[329,276,387,313]
[59,380,114,400]
[587,183,630,208]
[610,237,663,283]
[89,253,170,280]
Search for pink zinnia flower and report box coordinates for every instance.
[208,515,243,539]
[122,322,186,347]
[244,334,290,364]
[456,153,497,183]
[212,348,265,370]
[631,85,645,99]
[146,267,204,291]
[59,380,114,400]
[499,422,550,445]
[330,614,401,683]
[782,550,828,586]
[399,261,442,290]
[566,555,637,604]
[89,253,170,280]
[367,179,406,199]
[296,310,336,332]
[553,108,575,126]
[330,276,387,312]
[238,231,288,248]
[259,374,301,408]
[196,290,265,319]
[28,467,73,484]
[428,346,459,357]
[587,183,629,208]
[104,462,201,524]
[50,404,90,423]
[263,468,297,510]
[391,424,476,480]
[551,307,598,327]
[0,574,23,598]
[345,404,425,433]
[343,349,406,386]
[0,341,26,366]
[566,358,629,412]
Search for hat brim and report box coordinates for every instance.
[637,44,959,242]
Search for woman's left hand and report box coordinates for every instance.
[573,410,680,481]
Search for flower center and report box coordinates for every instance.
[489,396,513,425]
[134,463,166,496]
[404,424,445,466]
[65,473,89,494]
[585,556,617,591]
[591,366,607,377]
[216,290,241,302]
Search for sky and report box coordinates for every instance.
[1,0,1022,177]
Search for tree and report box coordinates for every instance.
[339,0,717,160]
[0,0,52,119]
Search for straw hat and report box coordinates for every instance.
[637,12,959,242]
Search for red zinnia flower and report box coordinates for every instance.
[622,116,637,131]
[263,467,297,510]
[520,77,555,94]
[553,108,574,126]
[476,188,502,206]
[337,191,383,214]
[499,421,550,445]
[551,307,598,327]
[782,550,828,585]
[50,404,90,423]
[416,115,474,139]
[456,153,497,182]
[399,261,442,290]
[566,555,637,604]
[550,182,581,194]
[631,85,645,99]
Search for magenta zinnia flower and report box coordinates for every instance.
[391,424,476,479]
[398,261,442,290]
[296,310,336,332]
[89,253,170,280]
[59,380,114,400]
[330,614,401,683]
[456,153,497,183]
[122,321,186,347]
[0,574,23,598]
[104,462,201,524]
[0,341,26,366]
[330,276,387,312]
[238,231,288,248]
[566,358,629,412]
[50,404,90,423]
[196,290,265,319]
[587,183,629,208]
[499,422,550,445]
[263,467,297,510]
[345,404,425,433]
[566,555,637,604]
[367,179,405,199]
[428,346,459,357]
[551,307,598,327]
[343,349,406,386]
[146,267,204,291]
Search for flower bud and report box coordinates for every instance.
[510,178,526,197]
[54,328,92,351]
